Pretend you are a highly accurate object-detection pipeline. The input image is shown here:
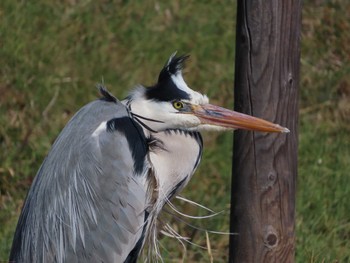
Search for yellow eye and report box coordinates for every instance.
[172,101,184,110]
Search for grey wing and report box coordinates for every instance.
[10,99,151,263]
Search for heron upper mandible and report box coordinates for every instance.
[9,54,289,263]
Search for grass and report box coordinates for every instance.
[0,0,349,262]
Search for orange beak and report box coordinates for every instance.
[191,104,289,133]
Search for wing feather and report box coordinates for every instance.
[10,98,151,263]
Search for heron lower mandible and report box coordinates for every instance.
[9,54,289,263]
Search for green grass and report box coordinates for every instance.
[0,0,349,262]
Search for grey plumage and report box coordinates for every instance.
[10,87,202,263]
[10,95,156,262]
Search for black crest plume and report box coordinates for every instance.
[97,84,117,103]
[145,53,191,102]
[158,53,190,82]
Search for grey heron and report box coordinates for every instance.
[10,54,289,263]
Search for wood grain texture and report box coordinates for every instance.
[229,0,301,262]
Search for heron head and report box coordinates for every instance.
[126,53,289,133]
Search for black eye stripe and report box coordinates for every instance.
[146,79,191,102]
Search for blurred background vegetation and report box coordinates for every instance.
[0,0,349,262]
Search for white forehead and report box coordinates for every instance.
[171,73,209,105]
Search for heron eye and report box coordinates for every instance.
[172,101,184,110]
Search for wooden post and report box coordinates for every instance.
[229,1,301,262]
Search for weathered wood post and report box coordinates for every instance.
[229,1,301,262]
